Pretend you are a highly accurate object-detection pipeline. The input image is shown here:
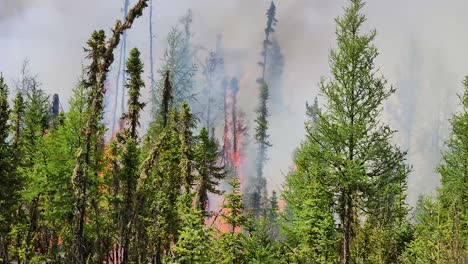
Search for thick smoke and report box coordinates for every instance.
[1,0,467,205]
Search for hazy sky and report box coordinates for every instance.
[1,0,467,205]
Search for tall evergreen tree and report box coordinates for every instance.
[248,1,278,217]
[0,75,13,264]
[179,103,196,194]
[258,1,277,84]
[217,177,248,264]
[407,76,468,263]
[171,195,215,264]
[250,83,271,217]
[71,1,148,261]
[265,37,285,110]
[436,77,468,262]
[118,47,146,264]
[193,127,225,216]
[282,115,338,263]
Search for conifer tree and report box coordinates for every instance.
[143,109,184,263]
[436,77,468,262]
[290,1,409,263]
[179,103,196,194]
[258,1,277,84]
[250,83,271,217]
[152,11,196,114]
[11,92,25,158]
[282,139,338,263]
[119,47,145,264]
[171,194,215,264]
[70,1,148,261]
[248,1,278,217]
[193,127,225,216]
[19,78,52,262]
[217,177,248,264]
[0,74,13,263]
[265,37,285,110]
[407,76,468,263]
[222,177,247,233]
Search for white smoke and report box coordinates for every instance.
[1,0,466,205]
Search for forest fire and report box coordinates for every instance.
[207,75,249,233]
[3,0,459,263]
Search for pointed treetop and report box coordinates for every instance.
[266,1,278,35]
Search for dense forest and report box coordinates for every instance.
[1,0,468,263]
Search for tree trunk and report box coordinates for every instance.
[342,191,351,264]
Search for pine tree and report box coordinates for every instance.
[193,127,225,216]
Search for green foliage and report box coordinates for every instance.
[0,74,14,263]
[193,127,225,216]
[6,1,468,263]
[406,77,468,263]
[282,139,338,263]
[152,11,196,115]
[171,194,215,264]
[403,197,452,263]
[245,219,283,264]
[221,177,247,233]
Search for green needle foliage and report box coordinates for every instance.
[4,0,468,263]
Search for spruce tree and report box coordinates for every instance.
[282,139,338,263]
[407,76,468,263]
[222,177,247,234]
[179,103,196,194]
[19,78,52,262]
[437,77,468,262]
[251,83,271,217]
[11,92,25,158]
[119,47,145,264]
[217,177,248,264]
[249,1,278,217]
[171,195,215,264]
[193,127,225,216]
[0,74,13,263]
[71,1,149,261]
[258,1,277,84]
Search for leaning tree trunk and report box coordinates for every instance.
[70,1,149,263]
